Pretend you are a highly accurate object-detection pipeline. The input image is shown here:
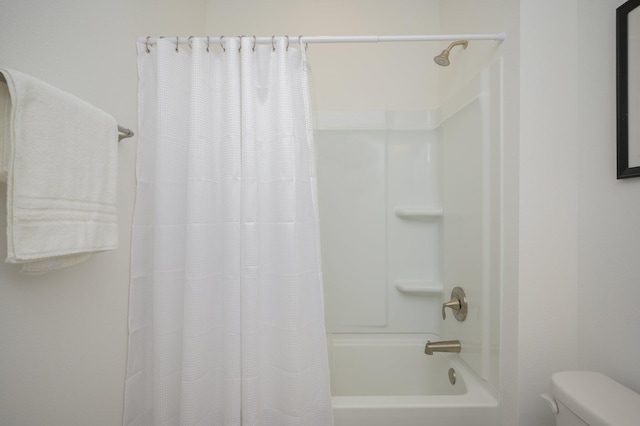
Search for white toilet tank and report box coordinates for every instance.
[548,371,640,426]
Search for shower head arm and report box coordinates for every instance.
[444,40,469,52]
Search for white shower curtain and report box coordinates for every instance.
[123,36,333,426]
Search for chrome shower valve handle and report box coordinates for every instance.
[441,299,461,319]
[441,287,467,321]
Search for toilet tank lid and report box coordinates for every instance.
[551,371,640,426]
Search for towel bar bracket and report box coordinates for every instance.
[117,125,134,141]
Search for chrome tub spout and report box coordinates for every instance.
[424,340,461,355]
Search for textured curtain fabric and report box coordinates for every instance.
[124,36,333,426]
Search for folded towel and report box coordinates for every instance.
[0,68,118,274]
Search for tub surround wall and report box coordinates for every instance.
[442,60,502,390]
[318,62,502,392]
[317,127,388,328]
[317,111,443,334]
[317,65,503,426]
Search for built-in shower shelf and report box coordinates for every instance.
[394,280,444,295]
[394,207,443,219]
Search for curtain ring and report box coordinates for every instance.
[298,35,308,51]
[252,35,256,52]
[271,35,276,52]
[175,36,179,52]
[206,36,210,53]
[285,35,289,51]
[187,36,194,50]
[239,35,245,52]
[220,36,225,52]
[145,36,151,53]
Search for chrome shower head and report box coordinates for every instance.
[433,50,451,66]
[433,40,469,67]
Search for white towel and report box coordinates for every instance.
[0,68,118,274]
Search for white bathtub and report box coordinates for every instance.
[329,335,499,426]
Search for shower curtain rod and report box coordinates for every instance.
[140,33,506,47]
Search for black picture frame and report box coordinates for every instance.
[617,0,640,178]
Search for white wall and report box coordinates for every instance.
[205,0,442,111]
[518,1,580,425]
[577,0,640,393]
[514,1,640,425]
[4,1,639,426]
[482,1,640,426]
[439,0,510,102]
[0,1,204,425]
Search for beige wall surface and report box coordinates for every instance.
[517,1,580,424]
[576,0,640,402]
[0,0,204,425]
[206,0,442,111]
[3,1,640,426]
